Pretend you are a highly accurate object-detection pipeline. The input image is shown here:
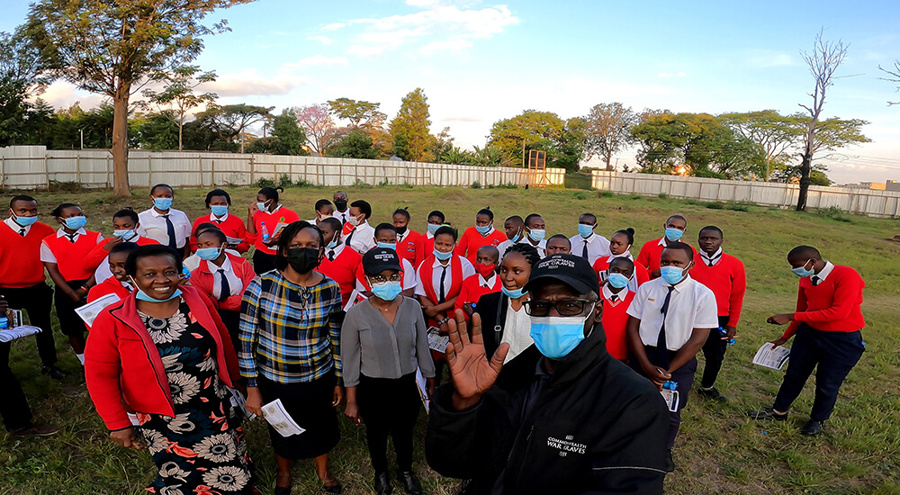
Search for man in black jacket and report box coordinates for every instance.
[426,254,669,495]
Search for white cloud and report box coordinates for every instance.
[206,68,307,97]
[307,35,333,45]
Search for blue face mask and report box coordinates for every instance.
[13,214,38,227]
[501,286,527,299]
[370,280,402,301]
[475,224,492,235]
[427,223,440,235]
[377,242,396,250]
[791,259,815,277]
[660,265,687,285]
[196,247,222,261]
[510,231,522,243]
[154,197,173,210]
[210,205,228,217]
[63,216,87,230]
[256,201,268,212]
[530,309,593,360]
[607,272,629,289]
[134,287,182,303]
[326,239,339,250]
[578,224,594,238]
[528,229,545,242]
[434,249,453,261]
[664,227,683,242]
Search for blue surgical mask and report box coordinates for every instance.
[13,214,38,227]
[528,229,545,242]
[153,198,173,210]
[326,239,339,250]
[475,224,492,235]
[377,242,396,250]
[664,227,683,242]
[113,229,136,240]
[256,202,268,212]
[63,216,87,230]
[578,224,594,238]
[370,280,402,301]
[210,205,229,217]
[135,288,182,303]
[427,223,440,235]
[501,286,526,299]
[434,249,453,261]
[660,266,687,285]
[607,272,629,289]
[530,309,594,360]
[791,259,815,277]
[196,247,223,261]
[510,231,522,243]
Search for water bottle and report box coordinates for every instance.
[662,380,678,391]
[0,315,8,330]
[718,326,736,346]
[261,221,271,243]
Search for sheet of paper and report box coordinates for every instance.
[752,343,791,370]
[416,367,430,414]
[660,389,679,412]
[75,293,121,326]
[228,386,257,421]
[7,309,24,328]
[261,399,306,437]
[0,325,42,343]
[427,327,449,353]
[342,289,367,312]
[226,236,245,245]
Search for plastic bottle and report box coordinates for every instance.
[0,315,8,330]
[261,221,271,243]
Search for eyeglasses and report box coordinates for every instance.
[523,298,596,317]
[369,273,402,284]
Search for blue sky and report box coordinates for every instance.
[3,0,899,183]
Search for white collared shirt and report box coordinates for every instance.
[501,301,533,363]
[344,220,376,254]
[40,228,103,263]
[396,230,411,244]
[479,273,497,288]
[325,243,346,262]
[333,209,350,225]
[626,276,718,351]
[209,212,229,223]
[205,257,243,300]
[5,217,33,236]
[414,256,476,299]
[517,238,547,258]
[137,208,191,248]
[569,233,611,265]
[812,261,835,284]
[602,284,629,306]
[699,247,723,267]
[93,234,145,283]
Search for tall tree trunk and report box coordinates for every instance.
[604,152,613,171]
[796,149,812,211]
[112,81,132,197]
[178,112,184,151]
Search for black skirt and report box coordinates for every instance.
[252,251,278,276]
[257,372,340,460]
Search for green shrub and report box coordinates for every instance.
[255,177,276,188]
[705,202,724,210]
[471,181,482,189]
[574,192,587,200]
[658,192,669,200]
[726,201,751,212]
[816,205,852,223]
[48,180,85,193]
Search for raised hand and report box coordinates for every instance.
[445,309,508,411]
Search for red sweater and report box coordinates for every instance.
[454,273,502,315]
[189,253,257,312]
[42,230,105,281]
[455,227,507,264]
[782,264,866,339]
[0,221,55,288]
[247,207,300,255]
[690,253,746,327]
[415,234,435,268]
[84,286,240,430]
[190,214,251,253]
[600,289,635,360]
[397,230,422,265]
[317,246,362,305]
[636,238,695,277]
[88,277,131,304]
[592,256,649,288]
[87,236,160,268]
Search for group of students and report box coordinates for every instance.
[0,185,868,495]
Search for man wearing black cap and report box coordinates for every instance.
[425,254,669,495]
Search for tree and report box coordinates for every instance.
[134,111,180,150]
[25,0,253,196]
[390,88,433,162]
[246,109,308,156]
[878,60,900,106]
[431,126,454,163]
[327,98,386,129]
[795,29,848,211]
[720,110,805,180]
[0,28,48,146]
[583,102,637,170]
[325,131,378,159]
[142,66,217,150]
[294,103,334,155]
[206,103,272,153]
[487,110,585,171]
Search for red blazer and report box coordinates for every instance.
[84,277,132,331]
[84,285,241,431]
[414,234,435,268]
[454,272,502,316]
[396,230,421,265]
[190,253,257,312]
[190,213,251,253]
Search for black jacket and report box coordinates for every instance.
[425,323,669,495]
[473,292,542,392]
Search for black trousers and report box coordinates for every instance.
[0,283,57,366]
[357,373,421,472]
[0,341,33,432]
[252,250,278,276]
[54,279,88,342]
[631,347,697,449]
[773,324,865,421]
[699,315,730,388]
[218,309,242,357]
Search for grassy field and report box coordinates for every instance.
[1,184,899,495]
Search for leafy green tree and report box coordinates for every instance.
[441,146,474,164]
[134,111,180,150]
[325,131,378,159]
[142,66,217,150]
[25,0,254,195]
[327,98,386,129]
[583,102,637,170]
[0,28,48,146]
[488,110,585,171]
[201,103,272,153]
[390,88,433,162]
[246,109,308,155]
[469,145,506,167]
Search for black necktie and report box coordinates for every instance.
[18,228,26,237]
[581,239,589,259]
[341,213,347,225]
[811,276,820,286]
[345,229,354,248]
[328,249,336,261]
[66,233,77,243]
[704,253,721,267]
[656,286,676,369]
[438,265,448,303]
[217,269,231,302]
[611,294,618,303]
[163,215,177,250]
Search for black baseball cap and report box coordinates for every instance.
[524,253,600,296]
[362,247,402,276]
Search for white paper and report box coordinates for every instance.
[261,399,306,437]
[427,326,449,353]
[7,309,23,328]
[228,386,257,421]
[0,325,42,343]
[127,412,141,427]
[416,367,430,414]
[660,389,679,412]
[753,343,791,370]
[342,289,367,312]
[75,293,121,326]
[226,236,245,245]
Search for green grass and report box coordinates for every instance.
[3,185,900,495]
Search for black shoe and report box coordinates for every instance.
[697,386,727,401]
[374,471,392,495]
[800,420,825,436]
[41,365,66,380]
[323,480,343,494]
[10,424,60,437]
[458,479,474,495]
[398,470,421,495]
[748,407,788,421]
[273,486,291,495]
[665,449,675,472]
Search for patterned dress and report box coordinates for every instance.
[137,301,252,495]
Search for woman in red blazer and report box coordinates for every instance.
[84,245,253,494]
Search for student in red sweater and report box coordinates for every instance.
[749,245,866,436]
[599,257,637,361]
[455,245,501,318]
[316,217,362,306]
[456,208,507,263]
[247,186,300,275]
[393,207,421,265]
[690,226,746,401]
[190,189,250,253]
[191,228,257,353]
[414,210,445,267]
[1,195,62,378]
[593,228,649,291]
[636,215,694,279]
[88,243,138,303]
[40,203,106,363]
[92,209,161,284]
